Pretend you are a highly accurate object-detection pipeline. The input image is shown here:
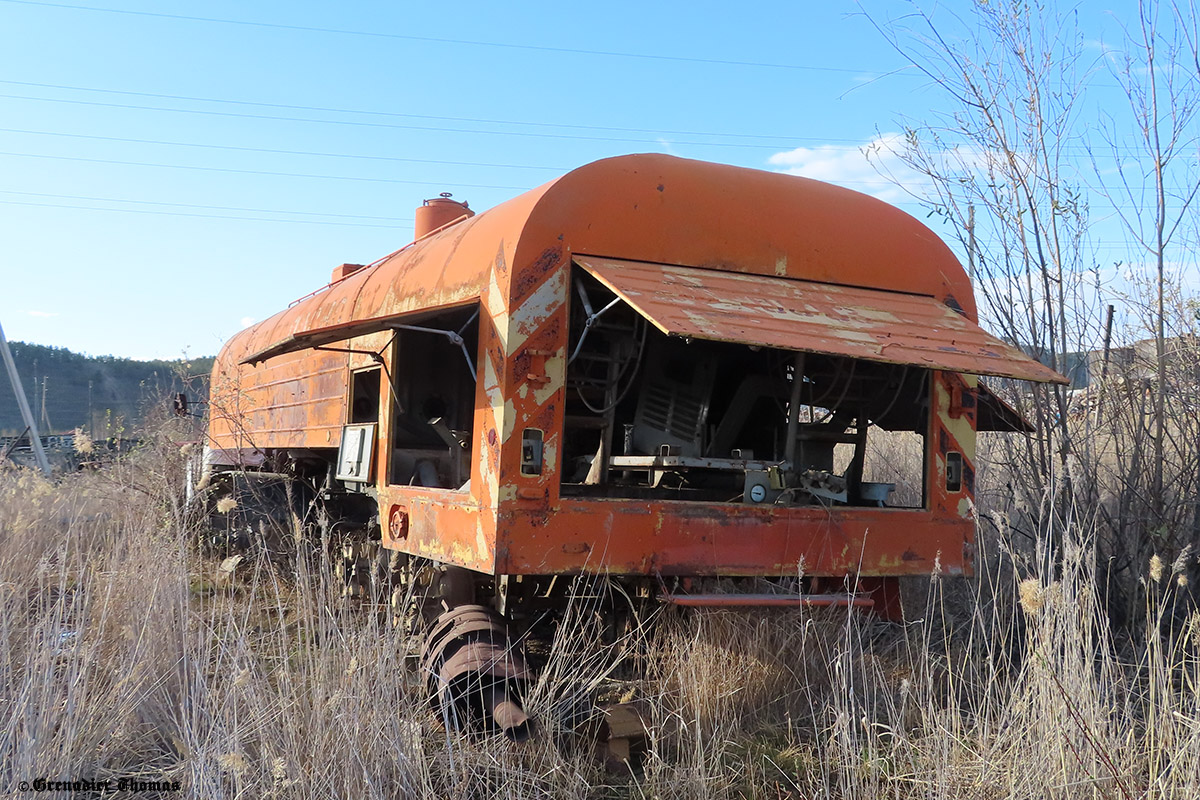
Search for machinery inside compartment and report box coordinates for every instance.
[387,304,480,490]
[560,268,929,508]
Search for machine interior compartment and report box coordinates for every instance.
[560,267,929,507]
[386,304,480,491]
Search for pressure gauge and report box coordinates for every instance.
[749,483,767,503]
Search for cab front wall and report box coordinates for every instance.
[486,236,979,578]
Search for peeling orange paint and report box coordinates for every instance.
[207,154,1065,580]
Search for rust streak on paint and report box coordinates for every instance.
[207,154,1066,583]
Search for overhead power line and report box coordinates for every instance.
[0,150,532,190]
[0,145,1184,206]
[0,83,1168,158]
[0,80,856,145]
[0,0,894,75]
[0,189,414,222]
[0,146,895,194]
[0,126,569,170]
[0,92,810,150]
[0,198,408,228]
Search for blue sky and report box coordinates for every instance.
[0,0,1165,359]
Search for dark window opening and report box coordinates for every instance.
[388,304,479,491]
[349,367,381,424]
[560,268,929,508]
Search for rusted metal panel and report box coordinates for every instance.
[378,485,496,573]
[208,347,347,454]
[496,503,973,577]
[575,255,1067,385]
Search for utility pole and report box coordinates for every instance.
[40,376,51,431]
[0,320,51,474]
[1092,304,1115,426]
[966,204,976,280]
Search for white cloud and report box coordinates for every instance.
[767,133,930,203]
[240,316,256,328]
[656,137,679,157]
[26,310,58,318]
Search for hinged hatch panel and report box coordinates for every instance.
[575,255,1067,384]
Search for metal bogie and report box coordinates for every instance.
[420,604,532,741]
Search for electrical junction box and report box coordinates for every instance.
[336,423,376,483]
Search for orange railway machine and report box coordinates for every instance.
[200,155,1065,736]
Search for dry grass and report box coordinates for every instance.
[1,438,1199,798]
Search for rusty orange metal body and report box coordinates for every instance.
[207,155,1063,582]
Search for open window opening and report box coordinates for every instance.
[350,367,381,423]
[560,268,929,507]
[387,304,479,491]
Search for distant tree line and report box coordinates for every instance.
[0,341,213,436]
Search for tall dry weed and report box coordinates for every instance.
[1,433,1198,798]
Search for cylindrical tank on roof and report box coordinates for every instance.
[415,193,474,240]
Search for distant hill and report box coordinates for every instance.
[0,341,214,436]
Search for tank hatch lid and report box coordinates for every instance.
[574,255,1067,385]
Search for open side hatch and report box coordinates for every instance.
[561,256,1064,507]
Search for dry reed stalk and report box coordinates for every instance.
[1,427,1198,798]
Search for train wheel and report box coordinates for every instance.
[420,604,532,741]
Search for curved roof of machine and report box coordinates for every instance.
[222,154,979,368]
